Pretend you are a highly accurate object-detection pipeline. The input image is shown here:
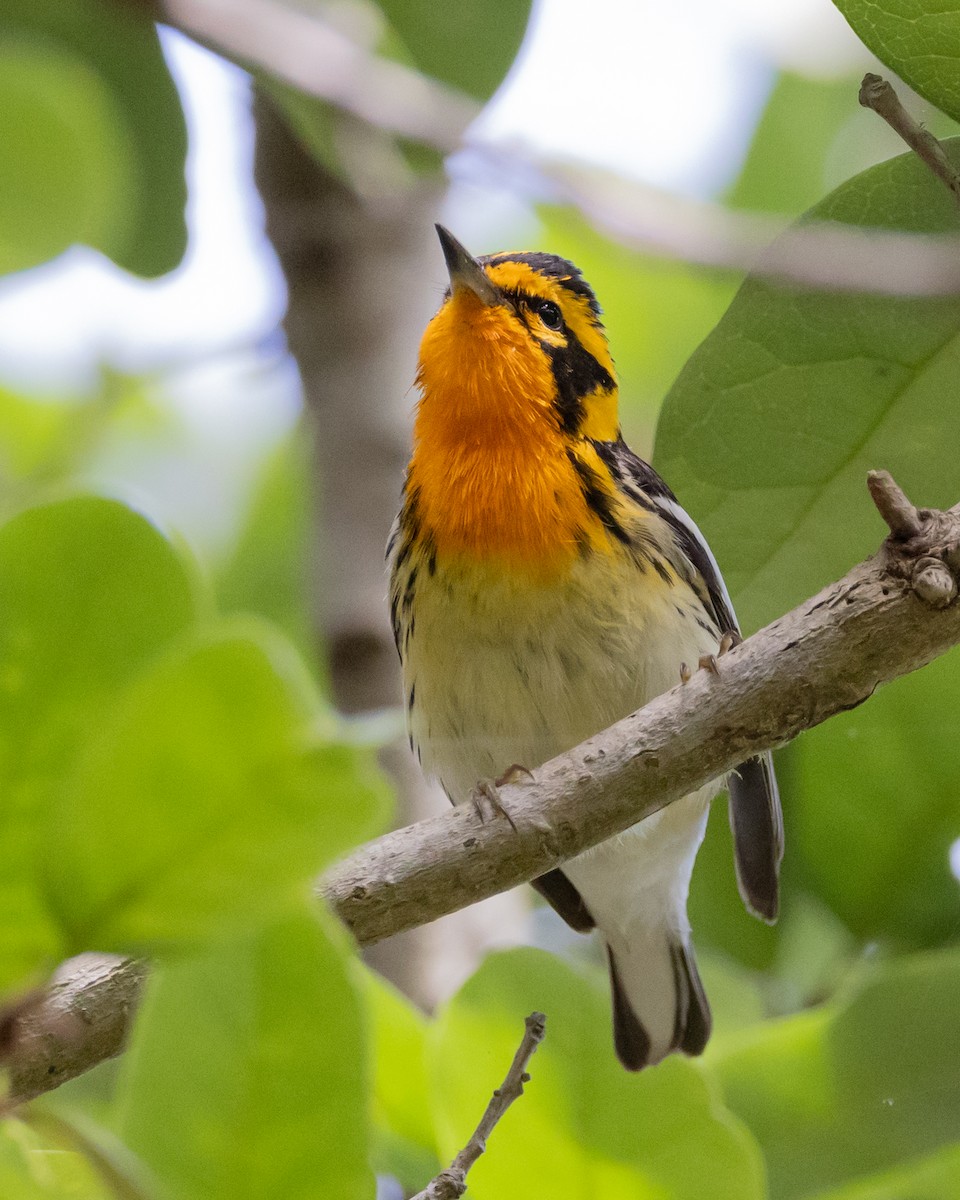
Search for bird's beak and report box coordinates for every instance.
[435,224,501,307]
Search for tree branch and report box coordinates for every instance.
[6,476,960,1103]
[409,1012,546,1200]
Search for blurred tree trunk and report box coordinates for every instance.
[252,93,527,1008]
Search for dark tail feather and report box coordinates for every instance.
[728,751,783,923]
[607,936,712,1071]
[608,949,652,1070]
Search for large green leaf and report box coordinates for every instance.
[377,0,533,101]
[715,949,960,1199]
[0,496,196,987]
[45,621,387,955]
[791,644,960,948]
[119,910,374,1200]
[834,0,960,123]
[656,140,960,634]
[429,948,765,1200]
[656,143,960,958]
[0,0,187,277]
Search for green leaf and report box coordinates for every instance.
[833,0,960,123]
[377,0,533,101]
[361,969,441,1188]
[119,910,375,1200]
[216,431,314,659]
[0,0,187,277]
[810,1141,960,1199]
[430,948,765,1200]
[45,621,387,955]
[0,39,132,276]
[655,139,960,634]
[0,1118,114,1200]
[726,71,861,215]
[715,948,960,1200]
[791,644,960,948]
[0,496,196,986]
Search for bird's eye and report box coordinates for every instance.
[536,300,563,330]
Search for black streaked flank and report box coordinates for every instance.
[567,449,631,545]
[591,437,734,634]
[652,557,672,586]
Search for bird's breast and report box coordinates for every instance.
[393,544,719,803]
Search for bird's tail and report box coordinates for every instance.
[606,927,712,1070]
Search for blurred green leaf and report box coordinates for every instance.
[727,71,860,216]
[0,1118,114,1200]
[46,621,387,955]
[656,140,960,634]
[715,949,960,1199]
[0,40,132,276]
[1,0,187,277]
[0,496,196,986]
[791,645,960,948]
[833,0,960,123]
[430,948,765,1199]
[0,389,86,491]
[361,969,441,1188]
[119,910,374,1200]
[379,0,533,101]
[810,1141,960,1199]
[216,431,314,659]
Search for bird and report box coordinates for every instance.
[387,225,783,1069]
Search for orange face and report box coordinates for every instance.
[407,249,623,578]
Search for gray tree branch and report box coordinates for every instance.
[7,474,960,1103]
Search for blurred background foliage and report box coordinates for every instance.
[0,0,959,1197]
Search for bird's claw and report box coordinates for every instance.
[471,764,532,831]
[679,662,692,684]
[698,653,720,676]
[718,630,741,656]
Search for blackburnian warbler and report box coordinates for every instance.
[388,226,783,1070]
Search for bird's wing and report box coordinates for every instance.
[595,438,784,922]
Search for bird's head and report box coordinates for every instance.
[415,226,620,446]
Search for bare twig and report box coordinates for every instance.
[6,476,960,1103]
[868,468,924,539]
[859,74,960,207]
[410,1012,546,1200]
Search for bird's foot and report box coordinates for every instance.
[718,629,741,656]
[681,631,741,684]
[470,764,533,831]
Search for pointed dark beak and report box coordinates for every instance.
[435,224,501,306]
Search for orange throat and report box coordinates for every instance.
[408,297,600,577]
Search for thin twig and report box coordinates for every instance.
[410,1012,546,1200]
[859,74,960,207]
[867,468,924,539]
